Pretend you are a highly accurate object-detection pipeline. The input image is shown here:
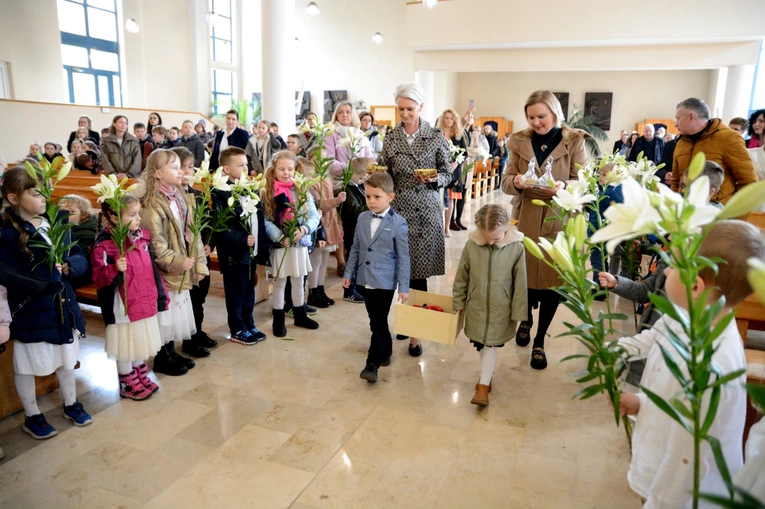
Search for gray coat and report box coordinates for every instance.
[453,226,528,346]
[380,119,452,280]
[612,258,667,330]
[344,208,410,292]
[101,132,141,177]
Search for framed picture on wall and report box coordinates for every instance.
[296,91,311,125]
[323,90,347,122]
[584,92,613,131]
[553,92,569,122]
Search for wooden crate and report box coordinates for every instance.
[393,290,460,345]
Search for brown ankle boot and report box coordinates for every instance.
[471,384,490,406]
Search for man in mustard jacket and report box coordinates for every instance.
[671,98,757,204]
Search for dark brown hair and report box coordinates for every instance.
[220,146,246,168]
[101,193,140,226]
[1,166,40,255]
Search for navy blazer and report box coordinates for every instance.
[210,127,250,169]
[211,185,270,272]
[344,209,410,292]
[0,208,87,344]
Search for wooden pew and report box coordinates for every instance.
[738,211,765,448]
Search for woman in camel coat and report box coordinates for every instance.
[501,90,588,370]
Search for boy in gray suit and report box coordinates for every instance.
[343,172,410,383]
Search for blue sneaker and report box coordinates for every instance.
[23,413,58,439]
[248,327,268,343]
[230,329,257,345]
[63,401,93,427]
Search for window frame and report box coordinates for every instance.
[58,0,122,106]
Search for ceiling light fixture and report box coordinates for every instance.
[372,32,383,44]
[423,0,438,8]
[305,2,320,16]
[125,18,140,33]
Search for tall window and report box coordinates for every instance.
[57,0,122,106]
[209,0,236,115]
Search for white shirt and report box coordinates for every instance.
[618,315,746,509]
[219,128,234,151]
[370,207,389,238]
[405,128,419,147]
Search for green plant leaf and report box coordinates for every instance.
[572,384,603,400]
[705,434,735,497]
[641,387,692,433]
[700,385,721,435]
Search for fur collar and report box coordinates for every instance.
[468,222,524,247]
[511,125,590,143]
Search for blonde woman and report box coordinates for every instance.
[436,108,467,235]
[501,90,588,370]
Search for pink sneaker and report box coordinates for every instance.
[119,369,153,400]
[135,363,159,393]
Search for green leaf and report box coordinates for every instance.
[558,354,590,364]
[598,312,629,321]
[641,387,692,433]
[572,384,604,400]
[705,434,735,497]
[710,369,747,389]
[669,398,693,419]
[657,343,687,385]
[747,383,765,410]
[574,371,602,384]
[700,385,721,435]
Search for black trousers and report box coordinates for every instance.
[222,263,255,334]
[364,288,396,368]
[189,256,211,335]
[409,278,427,292]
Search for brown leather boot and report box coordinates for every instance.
[471,384,490,406]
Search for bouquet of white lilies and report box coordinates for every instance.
[90,174,139,313]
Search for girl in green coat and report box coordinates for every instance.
[453,204,528,407]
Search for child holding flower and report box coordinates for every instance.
[140,149,208,373]
[92,192,167,400]
[452,204,527,406]
[0,167,92,439]
[610,220,761,508]
[211,147,269,346]
[262,151,321,336]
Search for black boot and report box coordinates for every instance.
[166,340,195,370]
[272,309,287,337]
[182,338,211,358]
[308,288,330,308]
[317,285,335,305]
[153,344,188,376]
[293,305,319,330]
[194,331,218,348]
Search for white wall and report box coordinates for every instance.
[406,0,765,49]
[457,70,711,151]
[0,0,66,103]
[0,0,191,110]
[121,0,191,110]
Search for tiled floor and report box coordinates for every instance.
[0,191,644,508]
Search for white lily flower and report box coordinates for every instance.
[455,153,465,165]
[90,174,117,202]
[211,169,231,191]
[56,162,72,182]
[357,135,370,149]
[239,195,259,218]
[338,136,351,148]
[590,177,662,254]
[655,177,721,236]
[227,196,235,207]
[538,232,575,273]
[552,187,596,213]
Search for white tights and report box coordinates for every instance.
[308,248,330,288]
[15,367,77,417]
[479,346,497,385]
[117,360,146,375]
[272,276,305,310]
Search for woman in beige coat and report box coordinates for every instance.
[500,90,588,369]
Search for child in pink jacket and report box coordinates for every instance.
[92,194,168,401]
